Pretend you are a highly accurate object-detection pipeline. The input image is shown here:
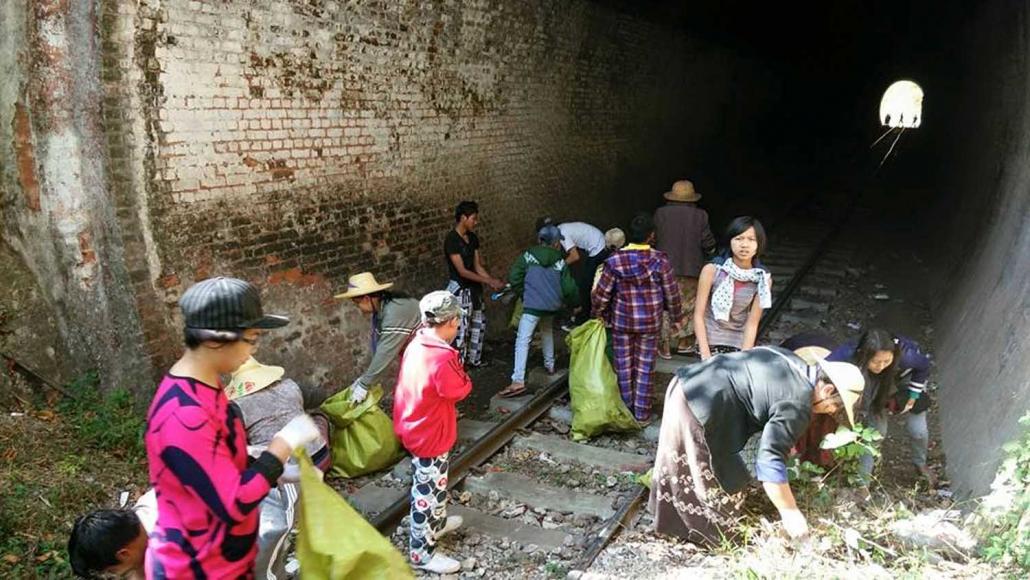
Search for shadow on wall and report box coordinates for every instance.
[0,241,71,405]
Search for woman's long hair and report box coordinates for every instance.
[853,329,901,409]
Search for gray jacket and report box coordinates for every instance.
[353,297,421,391]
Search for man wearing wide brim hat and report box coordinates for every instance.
[649,346,863,544]
[654,180,717,357]
[336,272,421,404]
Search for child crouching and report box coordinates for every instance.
[393,291,473,574]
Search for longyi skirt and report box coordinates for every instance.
[648,380,746,546]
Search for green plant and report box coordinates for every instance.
[980,413,1030,572]
[57,372,146,459]
[822,423,883,487]
[545,560,568,577]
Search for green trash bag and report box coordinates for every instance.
[320,385,405,478]
[295,451,415,579]
[566,320,640,441]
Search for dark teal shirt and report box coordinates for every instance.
[676,346,814,492]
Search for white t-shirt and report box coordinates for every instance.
[133,489,158,533]
[558,222,606,257]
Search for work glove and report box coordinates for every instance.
[780,508,810,539]
[280,459,324,483]
[274,414,321,451]
[348,383,368,404]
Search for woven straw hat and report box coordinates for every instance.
[225,357,285,400]
[663,180,702,202]
[334,272,394,300]
[815,359,865,428]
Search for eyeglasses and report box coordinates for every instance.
[240,336,260,346]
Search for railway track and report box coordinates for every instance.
[336,194,859,578]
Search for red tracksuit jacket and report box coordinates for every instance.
[393,329,473,458]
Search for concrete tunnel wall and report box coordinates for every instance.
[0,0,785,392]
[928,1,1030,499]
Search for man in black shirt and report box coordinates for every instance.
[444,200,505,366]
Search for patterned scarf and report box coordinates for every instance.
[710,260,772,321]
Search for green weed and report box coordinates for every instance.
[980,413,1030,573]
[57,372,146,458]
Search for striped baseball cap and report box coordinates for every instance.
[179,277,289,330]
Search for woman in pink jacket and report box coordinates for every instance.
[144,278,321,578]
[393,291,473,575]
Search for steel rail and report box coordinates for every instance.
[568,200,857,576]
[371,375,570,533]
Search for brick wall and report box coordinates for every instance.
[4,0,773,392]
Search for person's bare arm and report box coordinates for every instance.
[473,250,505,290]
[449,253,496,286]
[694,264,716,359]
[763,481,809,538]
[564,246,581,265]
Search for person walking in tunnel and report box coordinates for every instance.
[694,216,772,360]
[393,291,473,574]
[826,329,935,486]
[144,277,323,578]
[498,224,579,398]
[336,271,422,403]
[444,200,506,367]
[654,179,717,356]
[649,346,864,545]
[592,213,682,423]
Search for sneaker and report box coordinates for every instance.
[415,553,461,574]
[437,515,463,538]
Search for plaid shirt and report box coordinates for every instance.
[592,245,682,334]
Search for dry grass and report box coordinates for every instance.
[0,376,149,579]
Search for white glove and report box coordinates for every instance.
[349,384,368,404]
[280,460,324,484]
[274,414,321,451]
[780,508,810,539]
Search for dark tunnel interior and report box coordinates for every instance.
[604,0,965,227]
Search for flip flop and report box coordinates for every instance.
[498,383,527,398]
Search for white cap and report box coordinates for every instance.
[419,291,463,324]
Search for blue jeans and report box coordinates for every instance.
[512,313,555,383]
[860,409,930,477]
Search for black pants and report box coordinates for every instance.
[572,248,611,323]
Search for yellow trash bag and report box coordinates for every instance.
[509,298,523,329]
[320,385,405,478]
[637,468,653,489]
[295,451,414,579]
[566,320,640,441]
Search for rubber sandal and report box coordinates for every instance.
[498,383,527,398]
